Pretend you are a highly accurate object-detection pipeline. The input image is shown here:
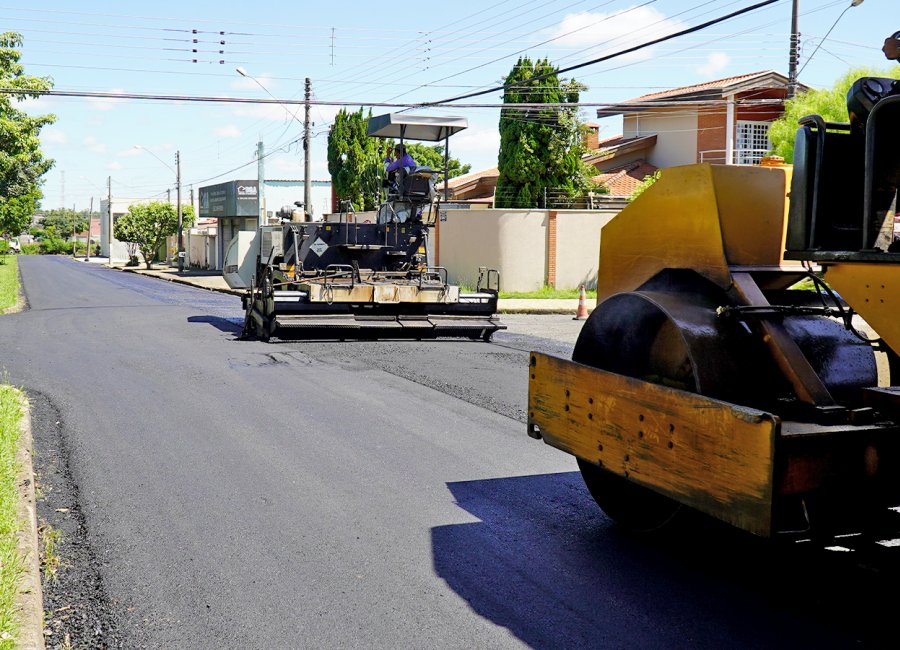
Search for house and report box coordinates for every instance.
[436,71,805,205]
[199,179,333,271]
[595,70,806,169]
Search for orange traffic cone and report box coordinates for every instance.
[574,285,589,320]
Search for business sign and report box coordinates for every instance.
[199,180,259,218]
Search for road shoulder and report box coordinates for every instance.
[15,394,44,649]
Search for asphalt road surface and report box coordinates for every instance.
[2,256,897,649]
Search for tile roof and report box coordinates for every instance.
[630,70,778,102]
[597,70,801,117]
[592,160,658,197]
[438,166,499,190]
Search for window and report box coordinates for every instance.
[735,121,772,165]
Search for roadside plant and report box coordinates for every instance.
[769,66,900,162]
[114,202,194,270]
[0,33,55,240]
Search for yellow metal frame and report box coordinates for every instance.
[597,163,796,302]
[528,352,779,536]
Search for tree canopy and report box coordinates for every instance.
[37,208,92,236]
[404,143,471,179]
[0,32,55,239]
[327,108,383,212]
[495,57,598,209]
[114,202,194,269]
[769,66,900,163]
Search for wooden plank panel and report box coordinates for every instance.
[527,352,779,536]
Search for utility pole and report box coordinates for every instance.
[787,0,800,99]
[257,140,265,224]
[176,150,183,272]
[107,176,112,267]
[72,202,76,257]
[85,197,92,261]
[304,77,312,219]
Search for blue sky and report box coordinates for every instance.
[13,0,897,211]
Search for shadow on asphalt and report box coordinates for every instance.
[431,472,898,649]
[187,315,243,333]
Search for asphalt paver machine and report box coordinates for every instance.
[224,113,505,341]
[528,76,900,539]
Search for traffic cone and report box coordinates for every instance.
[574,285,589,320]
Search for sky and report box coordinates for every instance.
[11,0,897,212]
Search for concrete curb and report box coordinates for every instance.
[110,264,594,315]
[15,393,44,649]
[498,307,594,315]
[119,266,242,296]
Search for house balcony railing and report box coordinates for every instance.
[699,149,772,165]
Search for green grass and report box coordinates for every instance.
[0,256,18,313]
[499,286,597,300]
[0,385,24,649]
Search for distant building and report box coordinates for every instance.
[198,179,332,271]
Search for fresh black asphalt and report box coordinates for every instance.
[0,255,891,648]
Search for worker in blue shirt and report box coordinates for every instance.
[385,143,416,172]
[383,143,417,195]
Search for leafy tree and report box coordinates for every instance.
[495,57,598,209]
[327,108,384,212]
[0,32,55,239]
[769,66,900,163]
[629,170,662,201]
[405,143,471,179]
[37,208,91,237]
[112,212,141,265]
[114,202,194,269]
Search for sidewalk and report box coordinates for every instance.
[111,263,592,314]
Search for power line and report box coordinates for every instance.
[417,0,781,108]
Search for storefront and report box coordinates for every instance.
[199,180,259,270]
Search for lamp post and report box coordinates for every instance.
[236,67,311,219]
[134,145,184,272]
[788,0,865,98]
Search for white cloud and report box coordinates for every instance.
[42,128,68,145]
[83,136,107,154]
[117,147,144,158]
[550,7,686,62]
[214,124,242,138]
[22,96,55,113]
[450,127,501,171]
[88,88,128,112]
[696,52,731,79]
[107,161,123,171]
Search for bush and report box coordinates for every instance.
[0,241,8,255]
[40,237,69,255]
[20,243,40,255]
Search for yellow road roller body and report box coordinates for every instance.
[528,90,900,537]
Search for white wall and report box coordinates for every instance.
[623,109,698,168]
[437,209,619,292]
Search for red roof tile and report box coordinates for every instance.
[592,160,658,197]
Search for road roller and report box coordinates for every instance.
[527,77,900,537]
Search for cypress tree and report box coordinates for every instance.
[495,57,598,209]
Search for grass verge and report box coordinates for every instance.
[0,386,25,648]
[0,256,17,313]
[499,286,597,300]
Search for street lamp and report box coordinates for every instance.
[788,0,865,97]
[135,144,184,272]
[236,67,311,219]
